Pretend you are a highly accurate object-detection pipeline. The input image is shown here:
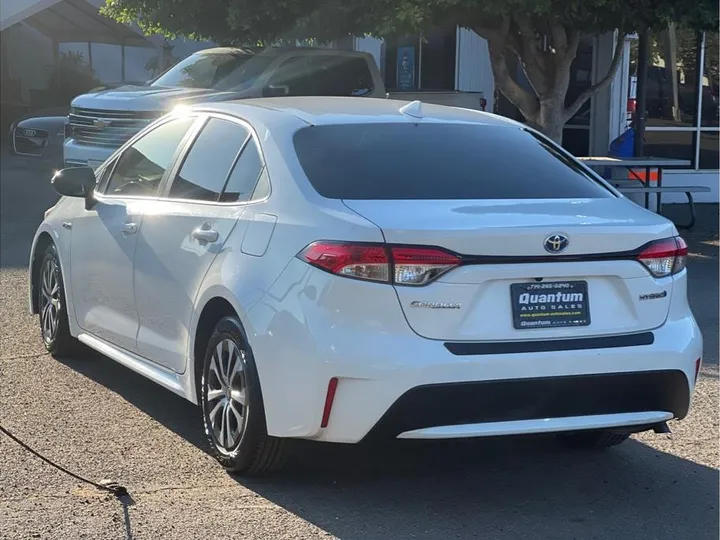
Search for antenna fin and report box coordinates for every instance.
[399,100,424,119]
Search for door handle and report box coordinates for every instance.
[121,222,138,236]
[192,224,219,244]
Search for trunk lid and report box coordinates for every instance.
[343,198,677,341]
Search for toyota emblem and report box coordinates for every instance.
[93,119,110,129]
[544,234,569,254]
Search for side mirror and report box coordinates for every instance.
[264,84,290,97]
[51,167,97,209]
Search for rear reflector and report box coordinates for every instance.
[298,242,461,286]
[321,377,339,428]
[694,358,702,384]
[637,236,688,277]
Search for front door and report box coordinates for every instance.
[133,115,266,372]
[70,115,197,351]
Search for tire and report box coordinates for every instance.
[557,430,631,450]
[37,243,79,357]
[200,316,290,475]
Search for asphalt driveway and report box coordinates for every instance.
[1,153,717,540]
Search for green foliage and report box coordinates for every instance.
[101,0,718,45]
[101,0,717,140]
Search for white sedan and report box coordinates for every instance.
[29,97,703,474]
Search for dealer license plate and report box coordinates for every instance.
[510,281,590,330]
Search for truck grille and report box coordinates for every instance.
[68,107,160,148]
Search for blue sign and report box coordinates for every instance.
[396,46,415,90]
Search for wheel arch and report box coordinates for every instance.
[191,297,237,399]
[29,229,58,314]
[187,287,259,404]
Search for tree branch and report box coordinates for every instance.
[486,37,540,121]
[515,14,550,97]
[554,27,581,91]
[549,18,567,53]
[563,30,625,123]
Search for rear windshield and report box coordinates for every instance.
[292,123,612,200]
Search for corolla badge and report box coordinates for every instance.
[410,301,461,309]
[544,234,569,254]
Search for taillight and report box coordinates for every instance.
[298,242,461,286]
[299,243,390,283]
[391,246,461,285]
[637,236,688,277]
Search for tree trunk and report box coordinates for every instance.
[477,22,626,148]
[533,98,566,144]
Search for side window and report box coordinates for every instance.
[250,168,270,201]
[105,118,195,197]
[266,56,374,97]
[219,137,264,203]
[168,118,250,202]
[96,161,116,192]
[266,57,314,96]
[312,56,374,96]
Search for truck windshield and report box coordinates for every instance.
[151,52,274,91]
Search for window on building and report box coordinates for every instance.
[644,131,694,162]
[419,30,457,90]
[639,25,699,128]
[699,131,720,169]
[701,33,719,128]
[641,28,720,170]
[383,29,457,91]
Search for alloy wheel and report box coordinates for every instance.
[206,339,248,453]
[40,258,60,344]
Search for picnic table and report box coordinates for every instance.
[577,156,709,229]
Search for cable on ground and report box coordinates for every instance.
[0,424,128,498]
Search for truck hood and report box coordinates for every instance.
[71,85,244,112]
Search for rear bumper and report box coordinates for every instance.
[251,262,702,444]
[300,314,702,443]
[364,369,689,441]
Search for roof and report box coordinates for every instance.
[2,0,154,47]
[204,96,521,129]
[194,46,374,58]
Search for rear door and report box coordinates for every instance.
[133,114,267,372]
[292,121,677,342]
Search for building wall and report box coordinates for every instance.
[0,0,57,31]
[455,27,494,110]
[1,22,54,102]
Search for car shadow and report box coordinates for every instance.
[57,349,719,540]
